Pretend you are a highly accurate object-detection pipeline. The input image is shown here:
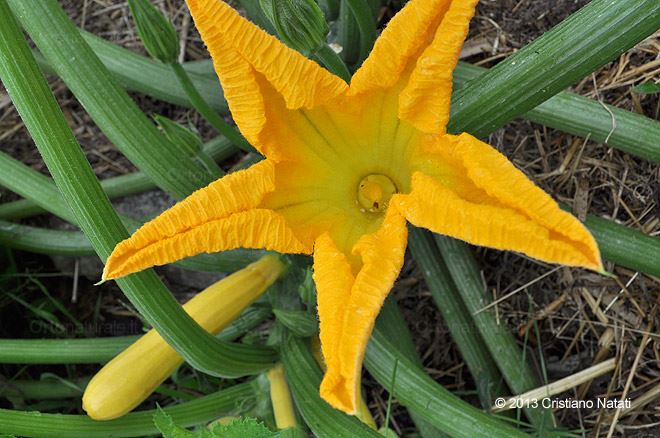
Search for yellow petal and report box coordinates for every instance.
[398,134,603,271]
[314,207,407,413]
[103,161,306,280]
[349,0,453,95]
[399,0,480,134]
[186,0,347,157]
[84,255,284,420]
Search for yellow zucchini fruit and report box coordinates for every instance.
[83,255,284,420]
[267,363,297,429]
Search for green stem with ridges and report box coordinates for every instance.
[7,0,216,200]
[36,32,659,163]
[408,227,507,408]
[0,130,239,220]
[433,235,553,428]
[0,377,90,400]
[365,326,528,438]
[377,298,450,438]
[280,333,385,438]
[0,306,271,364]
[448,0,660,142]
[452,64,660,163]
[0,382,254,438]
[170,62,255,154]
[0,1,276,377]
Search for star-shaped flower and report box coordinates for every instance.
[102,0,602,414]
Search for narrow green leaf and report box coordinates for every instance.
[342,0,377,63]
[318,0,340,21]
[632,81,660,94]
[337,0,360,65]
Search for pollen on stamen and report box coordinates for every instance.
[356,174,397,214]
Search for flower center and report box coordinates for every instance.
[357,174,397,213]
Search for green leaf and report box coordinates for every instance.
[209,417,276,438]
[154,407,200,438]
[342,0,377,63]
[127,0,179,64]
[632,81,660,94]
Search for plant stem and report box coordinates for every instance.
[0,377,90,400]
[449,0,660,139]
[0,383,255,438]
[280,333,388,438]
[433,235,554,428]
[0,306,271,364]
[7,0,216,200]
[408,227,507,408]
[0,135,235,221]
[0,0,277,377]
[365,326,529,438]
[453,63,660,163]
[170,62,255,154]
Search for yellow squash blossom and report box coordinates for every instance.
[102,0,603,414]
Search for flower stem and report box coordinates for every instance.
[170,61,256,154]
